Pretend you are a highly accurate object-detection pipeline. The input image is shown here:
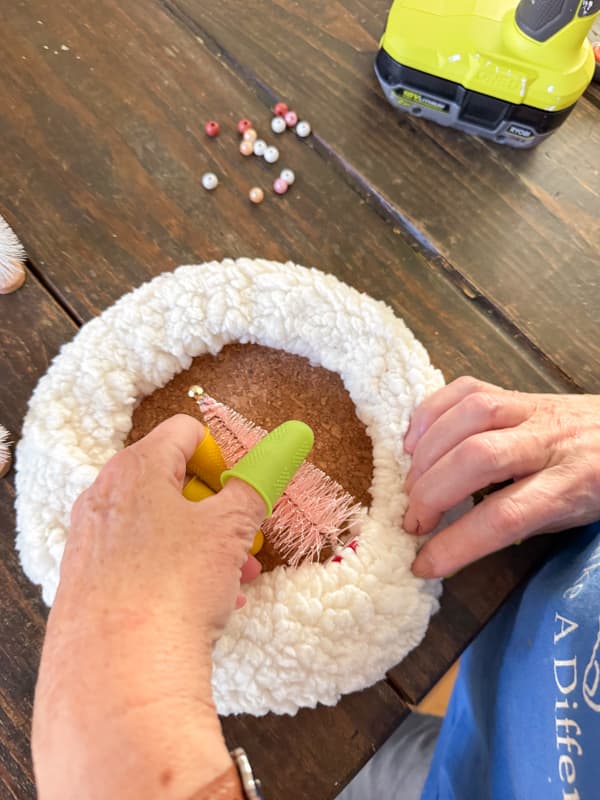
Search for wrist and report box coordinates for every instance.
[34,605,227,799]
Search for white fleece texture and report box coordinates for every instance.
[16,258,445,716]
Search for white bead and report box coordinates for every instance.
[253,139,267,156]
[201,172,218,191]
[280,168,295,186]
[263,146,279,164]
[271,116,287,134]
[295,120,311,138]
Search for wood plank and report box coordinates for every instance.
[0,277,77,800]
[0,0,574,395]
[0,1,587,795]
[222,682,408,800]
[167,0,600,391]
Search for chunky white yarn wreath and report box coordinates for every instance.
[16,258,445,716]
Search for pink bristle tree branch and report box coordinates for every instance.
[197,393,362,567]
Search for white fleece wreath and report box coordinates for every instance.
[16,258,445,716]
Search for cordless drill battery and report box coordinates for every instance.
[376,0,600,148]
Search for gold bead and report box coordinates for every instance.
[187,385,205,400]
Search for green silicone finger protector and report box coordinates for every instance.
[220,420,314,516]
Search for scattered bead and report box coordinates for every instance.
[253,139,267,156]
[242,127,258,143]
[274,101,289,117]
[237,118,253,134]
[263,145,279,164]
[284,110,298,127]
[249,187,264,204]
[204,120,220,137]
[280,168,295,185]
[239,140,254,156]
[271,116,287,134]
[201,172,218,191]
[295,120,311,138]
[273,177,288,195]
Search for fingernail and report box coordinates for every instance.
[404,510,423,536]
[404,430,416,454]
[412,552,435,579]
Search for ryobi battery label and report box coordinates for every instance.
[394,88,450,113]
[507,124,534,139]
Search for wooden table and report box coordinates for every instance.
[0,3,598,797]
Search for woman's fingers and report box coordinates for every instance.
[236,556,262,609]
[404,427,548,535]
[411,468,571,578]
[405,390,531,493]
[240,555,261,584]
[404,377,504,454]
[132,414,207,489]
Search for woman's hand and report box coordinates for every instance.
[404,377,600,579]
[33,414,266,800]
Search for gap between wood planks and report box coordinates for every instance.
[0,206,84,328]
[156,0,583,395]
[24,260,84,327]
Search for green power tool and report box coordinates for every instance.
[375,0,600,147]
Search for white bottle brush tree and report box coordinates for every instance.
[0,215,26,294]
[0,425,12,479]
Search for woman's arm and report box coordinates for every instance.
[33,414,264,800]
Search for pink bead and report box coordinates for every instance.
[274,101,289,117]
[284,110,298,127]
[273,178,288,195]
[239,140,254,156]
[204,120,220,137]
[237,118,253,134]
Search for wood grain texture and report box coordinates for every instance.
[0,278,77,800]
[0,0,595,796]
[0,0,575,396]
[168,0,600,390]
[222,682,408,800]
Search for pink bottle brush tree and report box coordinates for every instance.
[197,392,362,567]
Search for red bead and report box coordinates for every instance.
[594,44,600,64]
[205,120,220,137]
[284,110,298,127]
[332,555,343,563]
[237,118,253,134]
[274,101,289,117]
[273,177,288,195]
